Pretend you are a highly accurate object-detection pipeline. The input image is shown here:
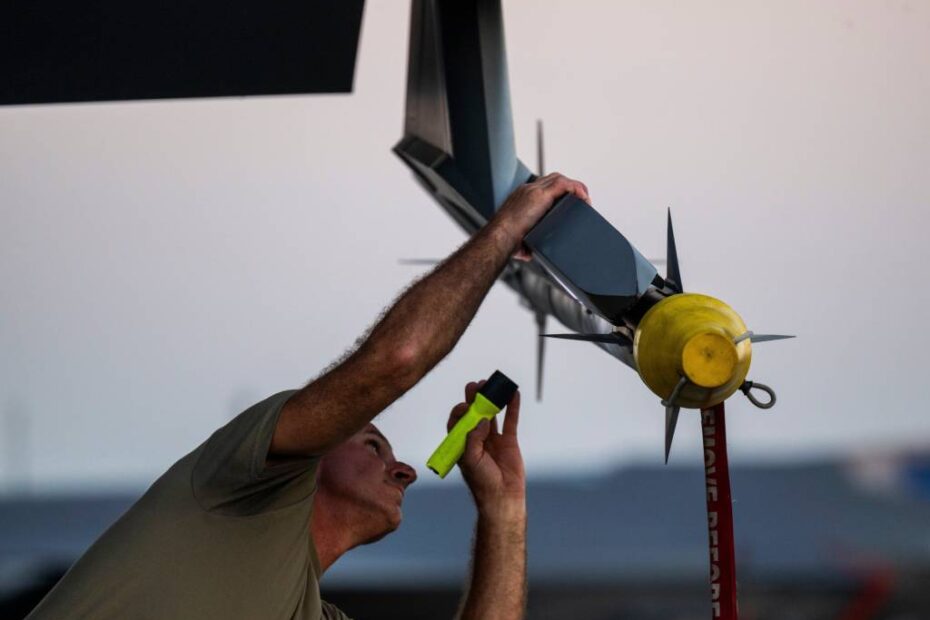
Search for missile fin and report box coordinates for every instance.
[665,405,681,465]
[398,258,441,265]
[535,312,547,401]
[750,334,796,343]
[543,332,632,346]
[666,209,684,293]
[536,119,545,177]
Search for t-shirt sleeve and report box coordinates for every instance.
[191,389,319,515]
[321,600,353,620]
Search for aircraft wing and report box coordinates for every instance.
[1,0,365,105]
[393,0,532,233]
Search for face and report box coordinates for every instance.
[316,424,417,542]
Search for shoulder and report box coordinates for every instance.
[192,389,319,515]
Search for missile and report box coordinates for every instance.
[524,196,793,462]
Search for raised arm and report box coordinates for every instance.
[449,381,527,620]
[270,173,589,458]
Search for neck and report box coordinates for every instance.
[310,490,364,574]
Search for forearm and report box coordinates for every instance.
[272,173,588,457]
[458,502,528,620]
[273,219,515,456]
[366,219,514,380]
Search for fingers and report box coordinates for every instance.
[578,181,591,203]
[464,380,485,404]
[446,401,469,432]
[464,419,491,463]
[502,390,521,437]
[512,244,533,262]
[534,172,590,204]
[496,172,591,246]
[449,380,487,432]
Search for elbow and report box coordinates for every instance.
[387,342,425,391]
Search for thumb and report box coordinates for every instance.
[463,419,491,464]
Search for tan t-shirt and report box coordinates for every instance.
[27,390,350,620]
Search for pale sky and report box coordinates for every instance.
[2,0,929,492]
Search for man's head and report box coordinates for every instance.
[314,424,417,545]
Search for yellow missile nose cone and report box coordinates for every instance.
[682,332,738,388]
[633,293,752,409]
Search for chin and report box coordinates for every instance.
[383,505,403,535]
[360,505,402,545]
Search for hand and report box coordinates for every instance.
[491,172,590,261]
[447,381,526,516]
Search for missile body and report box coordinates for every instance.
[522,195,784,421]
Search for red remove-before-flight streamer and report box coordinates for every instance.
[702,402,739,619]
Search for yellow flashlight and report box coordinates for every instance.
[426,370,518,478]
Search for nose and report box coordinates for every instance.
[390,461,417,489]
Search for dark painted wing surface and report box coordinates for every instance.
[394,0,531,232]
[1,0,365,105]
